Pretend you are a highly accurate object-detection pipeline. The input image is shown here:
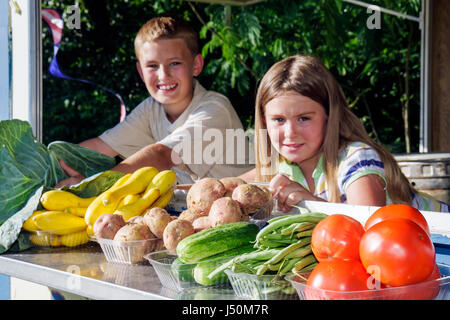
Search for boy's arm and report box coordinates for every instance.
[79,137,118,158]
[111,143,175,173]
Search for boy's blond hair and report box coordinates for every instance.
[254,55,415,204]
[134,16,199,60]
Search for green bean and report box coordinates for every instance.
[284,244,312,259]
[280,222,315,236]
[256,264,269,276]
[295,229,313,238]
[279,257,303,275]
[264,237,311,266]
[301,262,318,271]
[291,254,317,274]
[264,233,290,240]
[256,212,327,243]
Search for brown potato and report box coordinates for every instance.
[127,216,145,225]
[113,224,156,263]
[192,216,212,232]
[219,177,246,197]
[178,208,208,223]
[163,219,195,250]
[186,178,226,215]
[93,213,126,240]
[232,184,271,215]
[208,197,244,227]
[143,207,171,238]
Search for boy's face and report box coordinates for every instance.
[136,38,203,120]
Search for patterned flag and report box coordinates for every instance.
[42,8,126,122]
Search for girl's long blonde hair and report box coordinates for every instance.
[255,55,414,204]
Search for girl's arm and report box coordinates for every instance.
[269,174,325,212]
[345,174,386,206]
[238,168,257,182]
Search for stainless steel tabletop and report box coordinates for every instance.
[0,242,238,300]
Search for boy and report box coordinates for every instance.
[57,16,252,187]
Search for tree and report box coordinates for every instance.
[42,0,421,154]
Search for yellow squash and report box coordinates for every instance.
[29,233,60,247]
[84,173,133,226]
[64,207,87,217]
[60,230,90,247]
[102,166,159,205]
[117,193,141,208]
[41,190,97,211]
[150,187,174,209]
[113,187,160,221]
[33,211,87,235]
[145,169,176,195]
[23,210,46,231]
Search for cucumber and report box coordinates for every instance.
[171,257,196,283]
[193,243,256,286]
[177,222,259,263]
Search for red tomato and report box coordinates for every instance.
[305,259,372,300]
[380,263,441,300]
[311,214,365,262]
[365,204,430,235]
[359,218,435,287]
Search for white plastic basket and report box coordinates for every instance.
[97,237,164,264]
[225,269,299,300]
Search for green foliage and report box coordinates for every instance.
[42,0,421,153]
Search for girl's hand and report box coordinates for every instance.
[269,174,322,212]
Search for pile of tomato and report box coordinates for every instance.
[304,204,441,300]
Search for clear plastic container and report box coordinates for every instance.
[225,269,299,300]
[27,228,90,248]
[286,263,450,300]
[144,250,235,292]
[97,237,164,264]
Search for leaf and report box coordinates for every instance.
[61,170,125,198]
[0,120,119,253]
[0,186,44,253]
[48,140,116,178]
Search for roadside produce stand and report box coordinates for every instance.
[0,197,448,300]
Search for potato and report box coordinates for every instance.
[178,208,208,223]
[219,177,246,197]
[127,216,145,225]
[232,184,271,215]
[143,207,172,238]
[208,197,244,227]
[192,216,212,232]
[113,223,156,263]
[93,213,126,240]
[163,219,195,250]
[186,178,226,215]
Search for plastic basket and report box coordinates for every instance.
[97,237,164,264]
[225,269,299,300]
[144,250,235,292]
[27,228,90,248]
[286,263,450,300]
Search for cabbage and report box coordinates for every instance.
[0,119,120,253]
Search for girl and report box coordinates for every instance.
[250,55,449,213]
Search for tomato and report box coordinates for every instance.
[359,218,435,287]
[305,259,372,300]
[364,204,430,235]
[311,214,365,262]
[380,263,441,300]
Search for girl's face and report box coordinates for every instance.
[136,38,203,121]
[264,91,328,169]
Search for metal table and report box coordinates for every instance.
[0,242,238,300]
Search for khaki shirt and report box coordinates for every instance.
[100,80,253,183]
